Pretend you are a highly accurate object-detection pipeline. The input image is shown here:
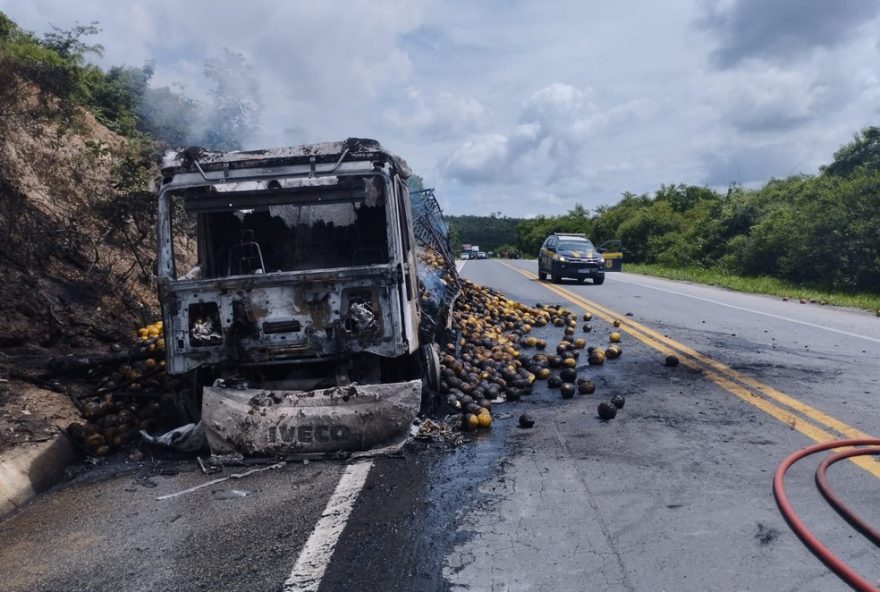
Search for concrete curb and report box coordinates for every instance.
[0,434,79,519]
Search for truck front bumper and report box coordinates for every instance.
[202,379,421,455]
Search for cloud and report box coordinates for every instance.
[707,66,829,133]
[440,83,652,186]
[522,83,592,128]
[4,1,880,217]
[702,141,810,186]
[698,0,880,68]
[2,0,422,147]
[439,133,510,183]
[383,88,490,140]
[440,83,587,182]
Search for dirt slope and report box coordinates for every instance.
[0,81,161,452]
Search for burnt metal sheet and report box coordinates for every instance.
[161,138,411,179]
[159,265,402,374]
[202,379,421,455]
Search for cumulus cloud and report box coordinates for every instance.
[707,67,829,133]
[383,88,490,140]
[4,1,880,216]
[439,133,510,182]
[440,83,584,182]
[441,83,651,186]
[698,0,880,68]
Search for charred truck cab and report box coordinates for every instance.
[156,139,427,454]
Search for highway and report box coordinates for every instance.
[1,260,878,592]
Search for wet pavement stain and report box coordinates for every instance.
[317,420,517,592]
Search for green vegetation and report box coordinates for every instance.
[0,12,261,147]
[516,128,880,298]
[516,204,593,255]
[0,11,269,270]
[447,213,524,254]
[625,264,880,312]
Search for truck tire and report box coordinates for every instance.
[539,269,547,281]
[420,343,441,392]
[419,343,442,414]
[593,275,605,285]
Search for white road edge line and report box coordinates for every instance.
[605,274,880,345]
[283,461,373,592]
[456,260,466,273]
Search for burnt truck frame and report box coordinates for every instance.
[155,138,434,454]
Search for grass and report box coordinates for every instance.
[623,263,880,314]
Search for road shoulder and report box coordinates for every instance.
[0,433,78,518]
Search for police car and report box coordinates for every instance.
[538,233,605,284]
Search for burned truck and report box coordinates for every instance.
[155,138,447,454]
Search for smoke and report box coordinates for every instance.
[199,49,263,151]
[137,49,263,150]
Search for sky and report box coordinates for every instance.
[2,0,879,217]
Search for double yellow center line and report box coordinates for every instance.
[501,262,880,478]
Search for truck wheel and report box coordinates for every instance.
[551,274,561,283]
[420,343,441,392]
[593,275,605,285]
[419,343,442,414]
[538,269,547,281]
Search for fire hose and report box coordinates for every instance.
[773,438,880,592]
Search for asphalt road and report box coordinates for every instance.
[1,260,879,592]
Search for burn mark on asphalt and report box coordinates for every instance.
[755,522,781,546]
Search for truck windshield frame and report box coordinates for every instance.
[162,172,394,279]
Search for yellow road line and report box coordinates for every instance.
[531,266,870,439]
[500,262,880,477]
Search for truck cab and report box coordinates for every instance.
[155,138,427,453]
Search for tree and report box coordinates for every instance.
[40,21,103,64]
[822,126,880,177]
[138,83,199,146]
[514,203,593,255]
[87,63,153,134]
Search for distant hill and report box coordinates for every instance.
[446,215,525,254]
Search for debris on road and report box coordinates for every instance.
[439,281,553,420]
[157,462,285,501]
[605,345,622,359]
[414,418,453,441]
[64,320,185,457]
[577,379,596,395]
[140,422,206,452]
[598,401,618,420]
[212,489,250,500]
[665,355,680,367]
[439,283,630,429]
[611,395,626,409]
[588,349,606,365]
[518,414,535,429]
